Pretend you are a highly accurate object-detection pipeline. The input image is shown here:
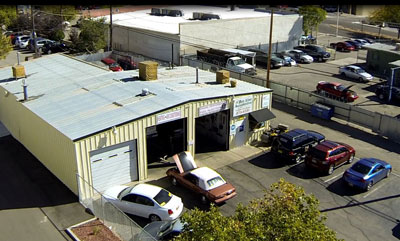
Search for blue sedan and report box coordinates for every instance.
[343,158,392,191]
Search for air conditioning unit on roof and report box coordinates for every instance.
[151,8,162,16]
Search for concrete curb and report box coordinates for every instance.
[66,217,98,241]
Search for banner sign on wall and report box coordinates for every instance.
[262,94,271,108]
[157,110,182,124]
[233,96,253,117]
[198,101,228,117]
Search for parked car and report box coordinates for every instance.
[375,85,400,102]
[316,81,359,102]
[117,57,137,70]
[305,140,355,175]
[344,40,362,50]
[248,48,284,69]
[362,38,375,44]
[28,37,55,52]
[18,37,31,49]
[282,50,313,64]
[343,158,392,191]
[339,65,373,83]
[101,57,124,72]
[274,52,296,66]
[42,41,69,54]
[271,128,325,163]
[14,35,30,47]
[103,183,184,222]
[353,39,371,48]
[166,151,237,204]
[294,45,331,62]
[329,42,354,52]
[135,218,183,241]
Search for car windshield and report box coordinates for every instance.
[356,69,365,73]
[313,46,325,52]
[153,189,172,206]
[350,163,371,175]
[233,59,246,65]
[310,148,327,159]
[206,176,226,190]
[336,85,347,91]
[118,186,134,199]
[278,136,293,149]
[110,63,120,68]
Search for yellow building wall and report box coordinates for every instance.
[74,92,272,198]
[0,85,78,194]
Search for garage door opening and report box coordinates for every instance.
[146,118,187,166]
[195,110,229,154]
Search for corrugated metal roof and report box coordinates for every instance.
[0,54,271,141]
[364,43,400,56]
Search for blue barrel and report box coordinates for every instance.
[311,103,334,120]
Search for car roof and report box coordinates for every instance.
[131,183,162,198]
[319,81,342,86]
[291,49,302,53]
[346,65,360,69]
[281,128,308,139]
[357,158,388,168]
[190,167,221,181]
[314,140,340,152]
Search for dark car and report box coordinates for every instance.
[362,38,375,44]
[42,42,69,54]
[293,45,330,62]
[343,158,392,191]
[305,140,355,175]
[117,57,137,70]
[274,52,296,66]
[375,85,400,102]
[329,42,354,52]
[248,49,284,69]
[316,81,359,102]
[271,129,325,163]
[344,40,362,50]
[135,219,183,241]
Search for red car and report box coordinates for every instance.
[101,57,123,72]
[305,140,355,175]
[316,81,359,102]
[329,42,355,52]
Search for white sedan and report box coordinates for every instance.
[339,65,373,83]
[103,183,184,222]
[282,50,313,64]
[19,38,31,49]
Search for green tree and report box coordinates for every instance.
[299,5,327,36]
[0,33,13,59]
[369,5,400,24]
[0,5,17,29]
[41,5,77,22]
[74,17,107,53]
[175,179,341,241]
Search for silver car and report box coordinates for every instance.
[339,65,373,83]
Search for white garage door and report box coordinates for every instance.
[90,140,138,192]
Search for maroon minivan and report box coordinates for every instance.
[305,140,355,175]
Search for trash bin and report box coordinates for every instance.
[311,103,334,120]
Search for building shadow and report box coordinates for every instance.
[248,152,287,169]
[286,163,323,179]
[393,223,400,240]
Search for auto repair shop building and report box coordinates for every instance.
[0,54,274,200]
[106,5,303,65]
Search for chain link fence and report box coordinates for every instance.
[76,174,156,241]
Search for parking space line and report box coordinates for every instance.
[363,183,385,199]
[392,172,400,178]
[324,171,344,183]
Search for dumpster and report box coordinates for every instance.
[311,103,334,120]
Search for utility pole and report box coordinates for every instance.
[109,5,113,51]
[31,5,37,56]
[266,9,274,89]
[335,5,339,37]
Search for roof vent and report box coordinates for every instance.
[151,8,183,17]
[395,43,400,51]
[192,12,220,20]
[142,88,150,96]
[151,8,162,16]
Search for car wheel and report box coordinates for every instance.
[47,49,52,55]
[149,214,161,222]
[341,72,346,78]
[386,169,391,178]
[366,181,373,191]
[288,62,292,67]
[378,93,385,100]
[358,77,363,83]
[200,195,209,205]
[294,155,302,164]
[171,177,177,186]
[327,164,334,175]
[348,153,355,164]
[318,57,323,62]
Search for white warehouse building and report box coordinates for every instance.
[105,5,303,65]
